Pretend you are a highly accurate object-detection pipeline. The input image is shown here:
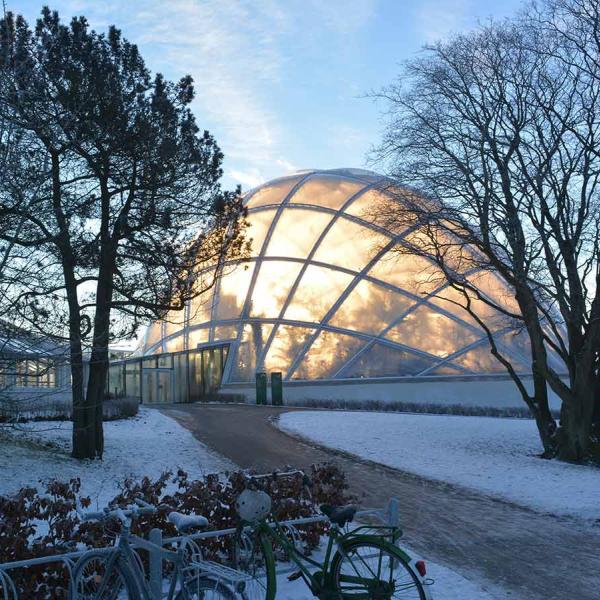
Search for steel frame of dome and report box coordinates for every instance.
[140,168,532,384]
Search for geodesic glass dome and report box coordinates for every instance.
[139,168,533,383]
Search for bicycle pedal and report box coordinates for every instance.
[287,570,303,581]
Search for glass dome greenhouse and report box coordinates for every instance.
[138,168,533,388]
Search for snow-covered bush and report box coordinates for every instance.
[0,464,350,599]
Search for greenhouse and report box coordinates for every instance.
[119,168,548,408]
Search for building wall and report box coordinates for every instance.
[221,374,562,411]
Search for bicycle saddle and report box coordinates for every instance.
[168,512,208,533]
[320,504,357,527]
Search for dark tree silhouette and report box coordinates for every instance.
[372,0,600,461]
[0,8,248,459]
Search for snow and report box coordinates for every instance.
[279,410,600,520]
[0,407,235,507]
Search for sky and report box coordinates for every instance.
[15,0,525,192]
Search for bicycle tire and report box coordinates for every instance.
[176,576,236,600]
[232,529,276,600]
[330,537,427,599]
[71,550,140,600]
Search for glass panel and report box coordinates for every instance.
[232,323,274,382]
[15,359,27,387]
[329,280,412,335]
[108,363,125,398]
[214,262,255,321]
[400,227,474,275]
[289,175,366,210]
[0,359,13,388]
[188,350,203,401]
[313,217,390,273]
[249,260,304,318]
[173,353,188,403]
[496,329,532,372]
[245,209,278,255]
[263,325,315,375]
[265,209,332,259]
[284,265,354,324]
[214,324,238,341]
[163,306,187,340]
[466,270,519,326]
[188,288,214,326]
[144,322,163,351]
[165,335,184,353]
[428,275,516,332]
[203,347,222,393]
[426,284,479,327]
[386,305,482,358]
[427,363,468,375]
[344,189,389,224]
[293,331,365,379]
[142,369,156,404]
[125,361,141,398]
[142,357,156,369]
[367,249,444,298]
[157,371,172,403]
[188,326,210,349]
[338,343,437,378]
[157,354,173,368]
[449,343,507,373]
[245,176,302,209]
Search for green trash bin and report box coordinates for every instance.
[255,371,267,405]
[271,372,283,406]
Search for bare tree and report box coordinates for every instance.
[372,0,600,461]
[0,9,248,459]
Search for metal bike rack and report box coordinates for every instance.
[0,493,400,599]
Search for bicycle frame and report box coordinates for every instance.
[254,517,401,596]
[88,522,187,600]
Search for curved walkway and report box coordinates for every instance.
[161,403,600,600]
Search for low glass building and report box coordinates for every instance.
[120,168,553,408]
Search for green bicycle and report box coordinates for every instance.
[233,487,431,600]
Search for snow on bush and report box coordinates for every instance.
[0,465,351,599]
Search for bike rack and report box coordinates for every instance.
[0,493,401,599]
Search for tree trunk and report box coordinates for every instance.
[530,369,557,457]
[82,179,117,460]
[49,151,96,460]
[557,377,595,461]
[85,279,113,460]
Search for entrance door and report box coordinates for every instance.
[141,368,173,404]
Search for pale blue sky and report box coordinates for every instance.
[16,0,524,191]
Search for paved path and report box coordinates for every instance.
[162,403,600,600]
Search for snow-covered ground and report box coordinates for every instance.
[279,410,600,520]
[0,407,504,599]
[0,407,234,506]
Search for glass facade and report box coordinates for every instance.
[0,357,58,388]
[136,168,533,385]
[108,344,228,404]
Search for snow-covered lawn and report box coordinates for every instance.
[0,407,234,506]
[279,410,600,520]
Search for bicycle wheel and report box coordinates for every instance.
[71,550,139,600]
[330,538,426,599]
[232,529,276,600]
[176,576,236,599]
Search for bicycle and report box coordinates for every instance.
[233,482,432,600]
[71,499,240,600]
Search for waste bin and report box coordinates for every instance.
[255,371,267,405]
[271,372,283,406]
